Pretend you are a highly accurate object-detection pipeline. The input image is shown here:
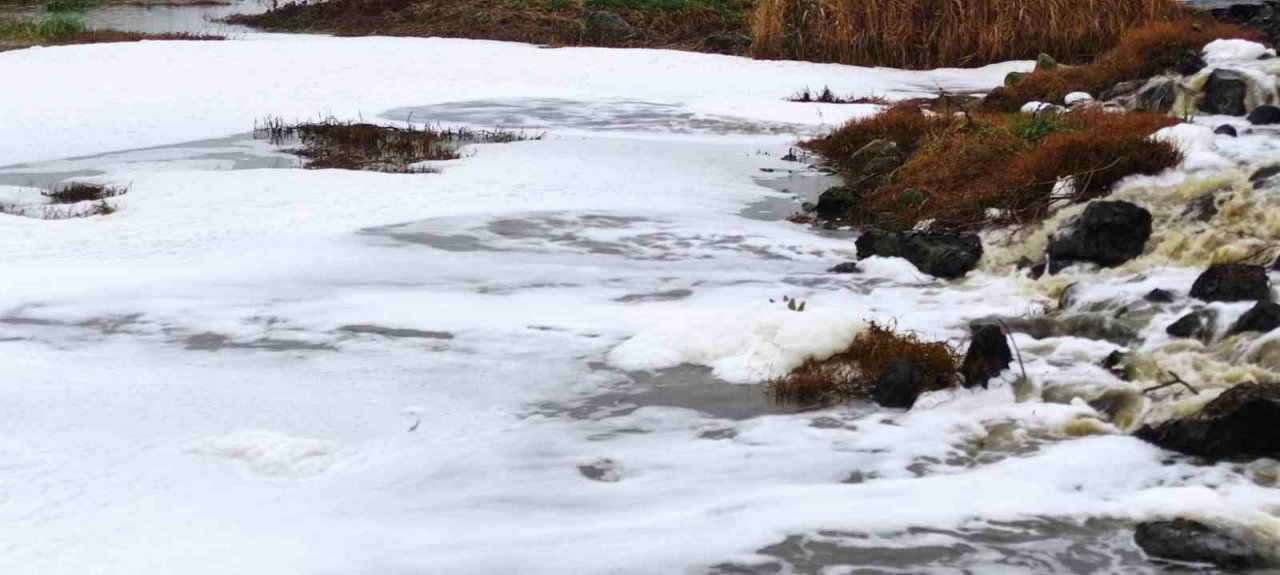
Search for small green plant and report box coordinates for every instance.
[1009,112,1068,143]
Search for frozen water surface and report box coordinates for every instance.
[0,21,1278,575]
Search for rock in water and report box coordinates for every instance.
[1199,69,1249,116]
[1249,104,1280,125]
[1047,201,1152,267]
[870,357,926,409]
[961,322,1012,389]
[827,262,859,274]
[1214,124,1239,137]
[855,230,983,279]
[1229,301,1280,335]
[1166,310,1213,340]
[812,139,903,221]
[585,11,634,43]
[1190,263,1272,302]
[1145,288,1176,303]
[1135,382,1280,461]
[1135,77,1176,113]
[1134,519,1268,570]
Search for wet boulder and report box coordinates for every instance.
[827,261,860,274]
[813,139,904,221]
[855,230,983,279]
[1135,382,1280,461]
[814,186,861,221]
[1136,77,1177,113]
[1145,288,1176,303]
[1047,201,1152,268]
[585,11,634,43]
[1199,69,1249,116]
[1215,124,1239,137]
[1248,104,1280,125]
[1180,191,1219,223]
[1190,263,1272,302]
[961,322,1013,389]
[1134,519,1269,570]
[870,357,927,409]
[1229,301,1280,335]
[1166,310,1214,340]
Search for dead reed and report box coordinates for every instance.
[802,104,1181,230]
[768,322,958,407]
[254,117,541,173]
[750,0,1185,69]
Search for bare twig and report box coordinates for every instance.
[1141,371,1199,395]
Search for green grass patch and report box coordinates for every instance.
[0,15,85,42]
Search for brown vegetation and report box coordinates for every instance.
[769,322,958,407]
[751,0,1185,69]
[42,182,128,204]
[0,182,127,219]
[255,117,540,173]
[230,0,752,54]
[987,18,1260,109]
[802,104,1181,230]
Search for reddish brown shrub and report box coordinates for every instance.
[991,18,1260,109]
[769,322,958,407]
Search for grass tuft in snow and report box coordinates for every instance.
[42,182,128,204]
[254,117,542,173]
[768,322,958,407]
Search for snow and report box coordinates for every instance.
[0,31,1277,575]
[1204,39,1276,65]
[1063,91,1093,106]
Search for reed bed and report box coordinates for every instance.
[750,0,1185,69]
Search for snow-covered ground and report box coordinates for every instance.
[1,34,1278,575]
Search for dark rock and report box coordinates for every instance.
[870,357,927,409]
[1173,48,1207,77]
[1214,124,1239,137]
[1035,53,1057,71]
[961,322,1013,389]
[1134,519,1268,570]
[1229,301,1280,335]
[1249,104,1280,125]
[1028,259,1071,279]
[855,229,983,279]
[814,186,861,220]
[1136,77,1177,113]
[1047,201,1153,267]
[1199,69,1250,116]
[812,139,904,221]
[1101,79,1143,101]
[1251,163,1280,185]
[1190,263,1272,302]
[1166,310,1213,340]
[584,11,634,43]
[1135,381,1280,461]
[1180,191,1219,223]
[1145,288,1176,303]
[1101,349,1128,374]
[827,261,860,274]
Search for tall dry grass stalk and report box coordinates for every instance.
[750,0,1184,69]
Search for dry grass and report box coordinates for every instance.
[0,182,127,220]
[802,104,1180,229]
[254,117,541,173]
[232,0,752,54]
[750,0,1185,70]
[768,322,958,407]
[42,182,128,204]
[987,18,1260,109]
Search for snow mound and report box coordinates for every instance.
[187,429,336,478]
[1203,39,1275,65]
[608,308,866,383]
